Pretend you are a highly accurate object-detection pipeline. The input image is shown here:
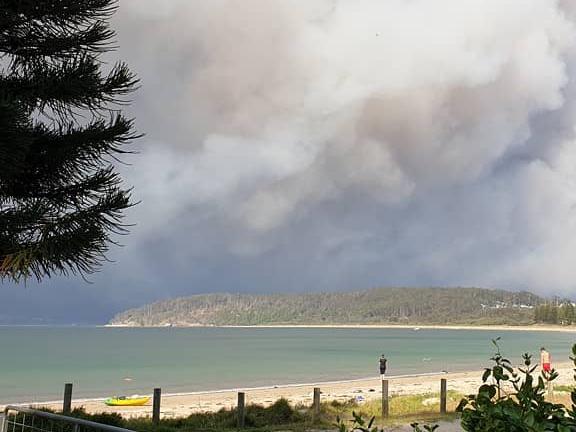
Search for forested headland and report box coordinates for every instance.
[533,302,576,325]
[109,287,547,327]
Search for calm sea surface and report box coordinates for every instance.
[0,326,575,403]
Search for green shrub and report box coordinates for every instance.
[125,398,305,431]
[244,398,303,427]
[455,339,576,431]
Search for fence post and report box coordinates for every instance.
[440,379,447,415]
[381,379,389,419]
[313,387,321,420]
[63,383,73,414]
[153,388,161,425]
[237,392,246,428]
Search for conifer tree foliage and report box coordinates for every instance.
[0,0,140,281]
[534,302,576,325]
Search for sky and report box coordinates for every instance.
[3,0,576,324]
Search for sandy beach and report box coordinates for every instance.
[8,361,573,420]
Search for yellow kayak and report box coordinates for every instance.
[105,396,150,406]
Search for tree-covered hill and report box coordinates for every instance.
[109,287,543,326]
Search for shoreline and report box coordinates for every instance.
[4,362,574,419]
[1,371,450,408]
[3,323,573,333]
[104,323,576,333]
[1,370,452,408]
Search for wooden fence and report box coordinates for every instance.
[57,379,450,427]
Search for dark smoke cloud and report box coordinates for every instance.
[3,0,576,323]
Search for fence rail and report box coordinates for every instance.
[2,407,134,432]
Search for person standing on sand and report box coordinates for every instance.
[379,354,387,379]
[540,347,551,372]
[540,347,553,396]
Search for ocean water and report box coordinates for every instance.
[0,326,574,404]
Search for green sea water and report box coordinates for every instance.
[0,326,574,404]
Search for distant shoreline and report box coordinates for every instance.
[104,323,576,333]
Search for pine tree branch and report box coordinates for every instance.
[0,0,140,282]
[0,188,132,281]
[0,0,116,29]
[0,115,139,192]
[2,57,138,112]
[1,20,115,60]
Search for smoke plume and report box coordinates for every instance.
[102,0,576,301]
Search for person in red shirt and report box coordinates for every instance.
[540,347,551,372]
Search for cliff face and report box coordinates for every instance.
[109,287,542,327]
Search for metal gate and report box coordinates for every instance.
[2,407,134,432]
